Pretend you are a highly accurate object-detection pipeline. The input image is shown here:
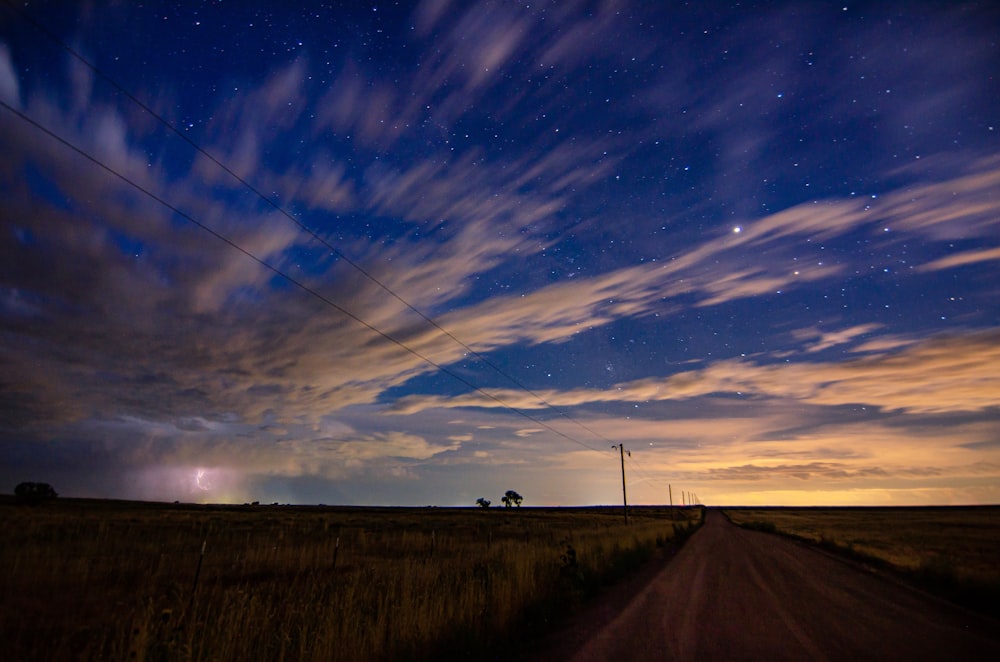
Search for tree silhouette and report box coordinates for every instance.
[475,497,491,508]
[501,489,523,508]
[14,481,58,504]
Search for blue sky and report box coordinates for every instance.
[1,1,998,506]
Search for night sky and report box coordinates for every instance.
[1,1,998,506]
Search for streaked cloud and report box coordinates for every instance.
[917,246,1000,272]
[2,3,998,507]
[391,329,1000,415]
[792,324,884,353]
[0,42,20,107]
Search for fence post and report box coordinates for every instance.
[188,538,207,610]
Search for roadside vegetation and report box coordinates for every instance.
[1,497,702,661]
[724,506,1000,617]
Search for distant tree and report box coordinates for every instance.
[475,497,491,508]
[501,489,523,508]
[14,481,58,504]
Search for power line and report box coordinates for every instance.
[622,451,694,506]
[624,452,672,486]
[0,98,608,455]
[2,0,619,453]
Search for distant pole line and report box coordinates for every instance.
[0,0,618,456]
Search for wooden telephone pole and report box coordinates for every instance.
[613,444,630,524]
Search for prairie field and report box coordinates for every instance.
[724,506,1000,614]
[0,498,701,661]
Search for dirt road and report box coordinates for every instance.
[534,510,1000,661]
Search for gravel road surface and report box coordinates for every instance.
[534,509,1000,661]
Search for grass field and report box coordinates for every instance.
[0,498,701,661]
[724,506,1000,615]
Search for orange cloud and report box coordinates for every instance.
[391,329,1000,415]
[917,246,1000,272]
[792,323,884,353]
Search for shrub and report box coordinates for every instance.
[14,482,58,504]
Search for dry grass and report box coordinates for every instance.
[724,506,1000,615]
[0,498,701,661]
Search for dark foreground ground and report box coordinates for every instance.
[533,509,1000,661]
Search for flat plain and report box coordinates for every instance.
[724,505,1000,615]
[0,497,700,661]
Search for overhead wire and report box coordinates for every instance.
[0,98,611,455]
[624,452,674,490]
[2,0,619,455]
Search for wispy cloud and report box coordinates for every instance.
[0,43,20,107]
[917,246,1000,272]
[4,40,999,440]
[391,329,1000,415]
[879,156,1000,241]
[2,1,999,506]
[792,324,884,353]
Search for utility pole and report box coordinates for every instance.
[612,444,630,524]
[668,484,673,507]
